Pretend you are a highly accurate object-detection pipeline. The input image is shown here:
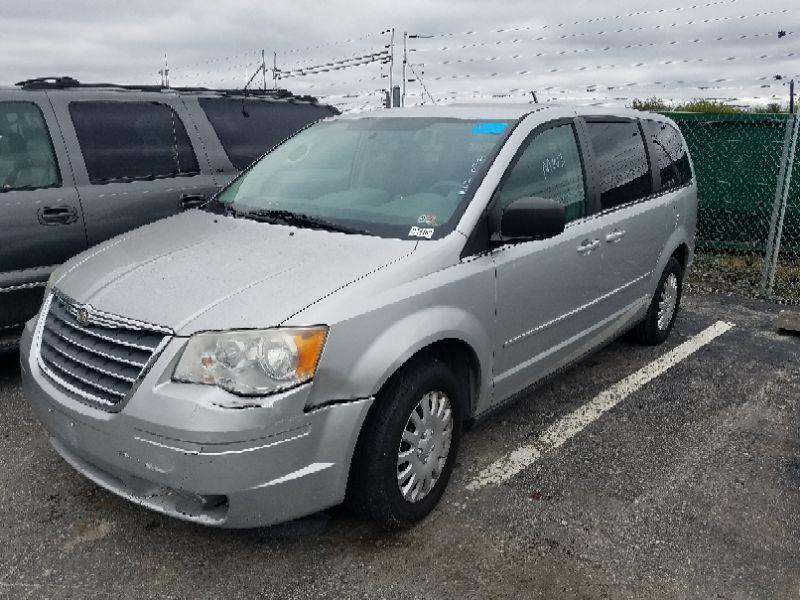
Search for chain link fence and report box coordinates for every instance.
[664,112,800,304]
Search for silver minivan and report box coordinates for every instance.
[20,104,696,529]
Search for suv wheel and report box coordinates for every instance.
[346,357,465,529]
[633,256,683,345]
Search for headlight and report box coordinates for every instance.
[173,327,328,397]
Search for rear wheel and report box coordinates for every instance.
[346,357,465,529]
[633,256,683,345]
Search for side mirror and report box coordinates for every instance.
[498,197,566,242]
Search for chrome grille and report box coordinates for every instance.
[37,293,171,409]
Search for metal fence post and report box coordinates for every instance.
[761,115,799,293]
[762,114,800,296]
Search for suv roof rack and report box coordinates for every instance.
[13,76,322,104]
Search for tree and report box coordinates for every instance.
[631,97,671,111]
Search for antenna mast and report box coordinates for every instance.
[158,53,170,88]
[261,49,267,91]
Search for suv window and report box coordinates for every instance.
[69,101,199,184]
[642,119,692,191]
[198,98,336,170]
[585,120,651,210]
[495,123,586,222]
[0,101,60,192]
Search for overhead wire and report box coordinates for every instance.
[421,2,774,39]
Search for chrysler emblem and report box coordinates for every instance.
[76,307,90,325]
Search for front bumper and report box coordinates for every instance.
[20,319,373,528]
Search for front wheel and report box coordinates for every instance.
[346,357,465,529]
[633,256,683,345]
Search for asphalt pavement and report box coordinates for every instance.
[1,292,798,599]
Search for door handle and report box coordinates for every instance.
[577,239,601,255]
[179,194,207,211]
[605,229,627,243]
[37,206,78,225]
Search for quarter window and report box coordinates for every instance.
[69,101,199,184]
[585,121,651,210]
[0,101,60,192]
[496,123,586,222]
[642,119,692,191]
[198,98,337,170]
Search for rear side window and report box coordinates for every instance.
[642,119,692,191]
[496,123,586,222]
[198,98,336,170]
[0,101,60,192]
[69,101,199,184]
[585,121,651,210]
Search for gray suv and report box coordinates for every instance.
[0,77,336,348]
[20,103,696,529]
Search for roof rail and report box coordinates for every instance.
[15,76,82,89]
[13,76,323,104]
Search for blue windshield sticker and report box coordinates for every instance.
[472,122,508,135]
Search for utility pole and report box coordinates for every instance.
[388,28,395,107]
[261,49,267,92]
[273,52,278,90]
[791,79,796,114]
[402,32,408,107]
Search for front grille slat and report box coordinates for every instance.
[40,357,119,406]
[45,317,150,368]
[40,344,127,398]
[38,293,170,410]
[41,330,138,384]
[49,301,162,352]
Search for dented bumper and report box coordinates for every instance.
[19,320,372,528]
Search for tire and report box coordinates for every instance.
[632,256,683,345]
[346,356,465,529]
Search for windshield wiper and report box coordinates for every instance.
[202,197,233,215]
[232,208,371,235]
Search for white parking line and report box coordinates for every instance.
[466,320,735,491]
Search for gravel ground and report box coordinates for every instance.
[687,252,800,305]
[0,292,798,599]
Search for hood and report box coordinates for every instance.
[54,210,417,334]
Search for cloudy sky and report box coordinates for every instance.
[1,0,796,111]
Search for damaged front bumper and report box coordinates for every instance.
[19,320,373,528]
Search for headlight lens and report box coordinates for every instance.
[173,327,328,396]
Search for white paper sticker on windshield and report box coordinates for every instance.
[408,226,434,239]
[417,213,439,226]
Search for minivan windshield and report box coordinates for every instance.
[214,117,514,239]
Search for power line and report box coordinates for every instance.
[278,51,390,79]
[407,61,436,104]
[421,51,799,83]
[415,30,794,65]
[414,9,791,51]
[421,0,751,39]
[405,75,800,103]
[278,29,390,56]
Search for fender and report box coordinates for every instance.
[305,304,494,415]
[368,306,490,408]
[649,224,692,297]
